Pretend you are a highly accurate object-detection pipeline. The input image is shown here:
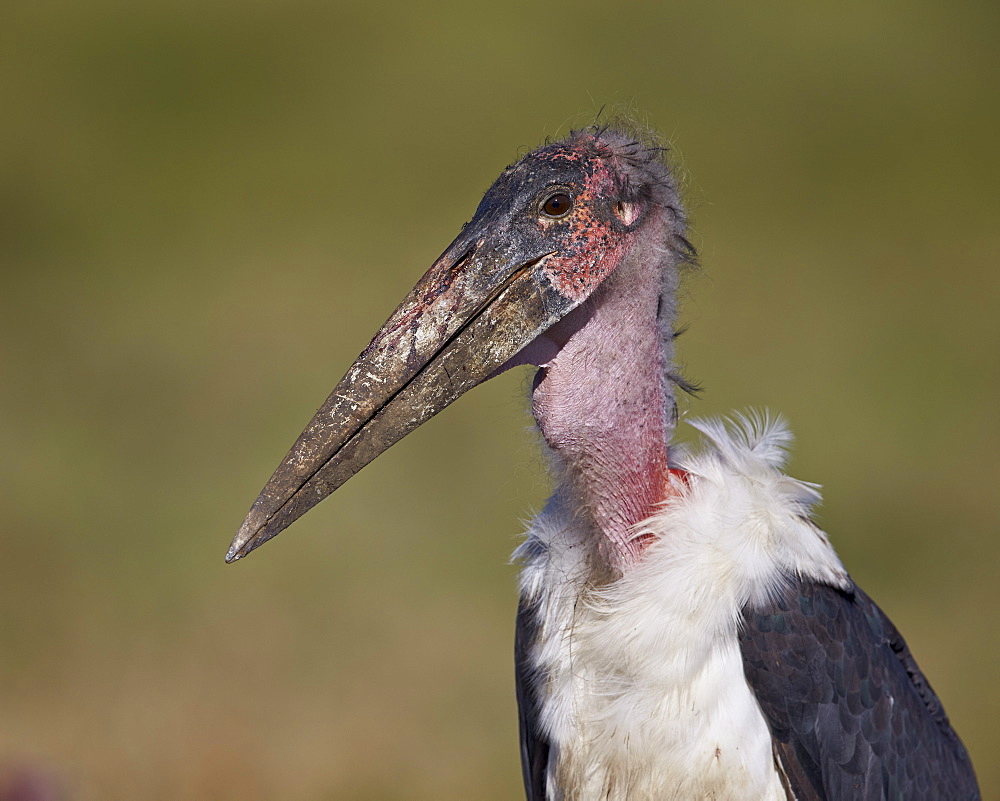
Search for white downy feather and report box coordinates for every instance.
[515,413,849,800]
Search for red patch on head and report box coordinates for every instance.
[537,158,637,301]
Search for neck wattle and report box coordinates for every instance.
[530,243,677,575]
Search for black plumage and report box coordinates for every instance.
[739,579,980,800]
[515,598,548,801]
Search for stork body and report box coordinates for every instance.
[515,417,974,799]
[228,128,979,800]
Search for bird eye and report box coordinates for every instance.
[541,192,573,218]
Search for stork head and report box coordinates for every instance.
[227,127,689,562]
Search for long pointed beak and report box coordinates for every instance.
[226,234,571,562]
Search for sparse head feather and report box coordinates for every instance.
[532,126,699,403]
[535,125,693,250]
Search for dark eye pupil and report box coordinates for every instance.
[542,193,572,217]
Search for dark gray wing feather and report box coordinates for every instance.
[740,578,980,800]
[515,596,549,801]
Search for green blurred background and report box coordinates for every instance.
[2,0,997,798]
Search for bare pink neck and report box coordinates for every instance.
[531,236,674,575]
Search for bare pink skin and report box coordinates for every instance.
[521,206,674,575]
[487,135,686,576]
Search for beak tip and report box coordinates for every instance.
[224,537,248,564]
[225,516,260,564]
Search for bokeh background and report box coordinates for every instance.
[2,1,998,798]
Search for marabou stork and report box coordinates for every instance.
[227,127,980,800]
